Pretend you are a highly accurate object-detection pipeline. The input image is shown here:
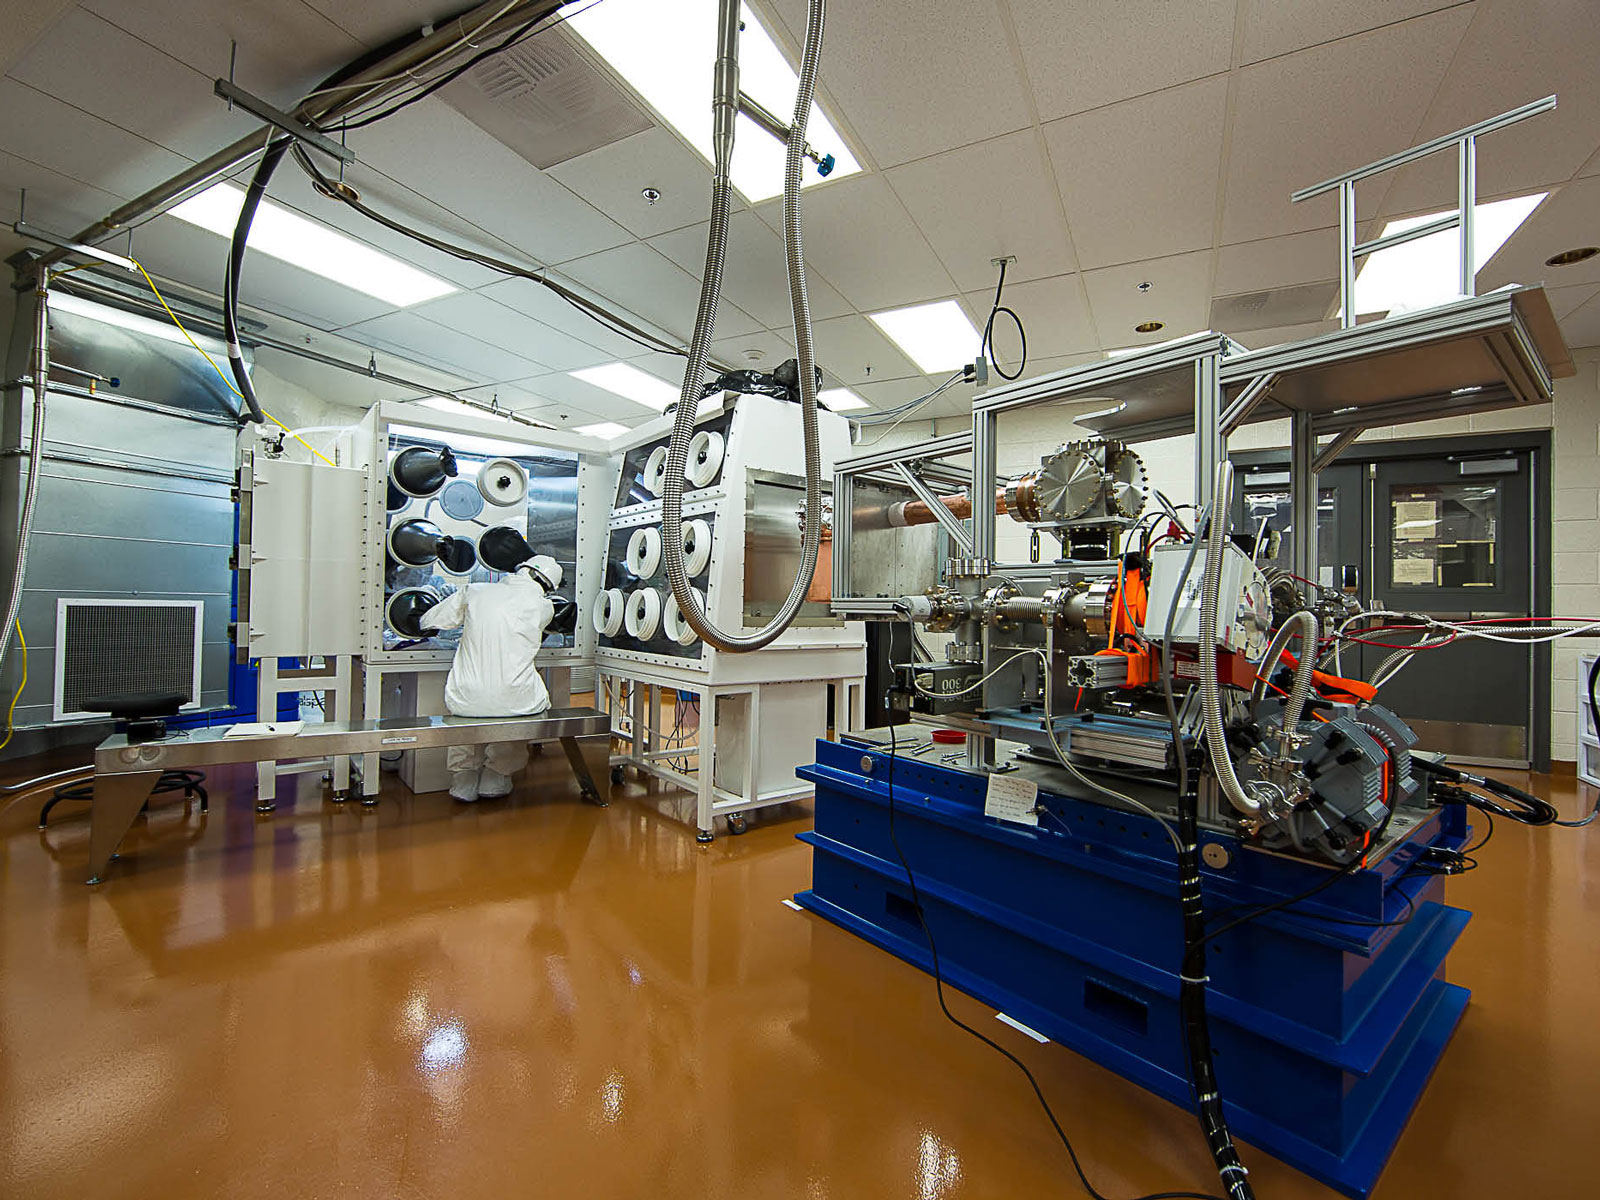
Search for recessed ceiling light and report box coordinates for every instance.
[868,300,981,373]
[819,387,869,412]
[1134,320,1165,334]
[1354,192,1547,317]
[575,421,630,438]
[1545,246,1599,267]
[570,362,681,411]
[567,0,861,203]
[167,182,456,307]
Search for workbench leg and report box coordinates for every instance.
[87,771,162,885]
[696,694,717,843]
[255,658,278,811]
[361,664,382,804]
[558,737,609,806]
[330,655,352,800]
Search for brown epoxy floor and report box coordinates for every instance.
[1,749,1597,1200]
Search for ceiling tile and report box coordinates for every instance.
[1220,5,1475,243]
[1007,0,1234,121]
[1240,1,1465,64]
[253,342,464,410]
[6,8,249,164]
[960,274,1098,360]
[1229,320,1343,352]
[0,77,192,202]
[1559,291,1600,349]
[82,0,363,104]
[885,130,1076,291]
[808,314,919,388]
[349,99,635,268]
[1479,176,1600,292]
[755,173,955,311]
[648,211,853,328]
[1043,74,1229,270]
[767,0,1031,168]
[454,378,602,424]
[547,128,726,240]
[708,329,796,372]
[0,150,129,241]
[305,0,457,47]
[0,0,75,76]
[475,274,681,363]
[1548,283,1600,322]
[558,241,761,342]
[1380,0,1600,215]
[411,291,615,373]
[515,367,679,423]
[1082,250,1213,343]
[340,309,548,383]
[1214,228,1341,295]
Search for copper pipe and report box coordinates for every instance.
[889,481,1031,528]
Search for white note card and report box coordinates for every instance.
[984,772,1039,826]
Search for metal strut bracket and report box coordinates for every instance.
[890,461,975,555]
[214,79,357,165]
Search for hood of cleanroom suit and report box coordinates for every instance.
[420,572,555,718]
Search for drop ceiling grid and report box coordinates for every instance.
[2,0,1598,426]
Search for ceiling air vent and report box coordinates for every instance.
[441,26,653,170]
[1209,281,1340,334]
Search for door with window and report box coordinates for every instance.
[1233,440,1545,768]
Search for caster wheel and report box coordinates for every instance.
[360,797,379,808]
[695,829,715,844]
[582,789,609,808]
[331,790,348,803]
[726,814,748,836]
[255,802,276,815]
[611,766,626,785]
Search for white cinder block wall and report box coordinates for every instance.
[860,345,1600,764]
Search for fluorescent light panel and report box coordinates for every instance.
[818,387,869,411]
[575,421,629,438]
[168,183,456,307]
[566,0,860,203]
[570,362,681,411]
[868,300,981,373]
[48,291,225,353]
[1354,193,1547,317]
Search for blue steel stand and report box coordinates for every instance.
[795,736,1472,1199]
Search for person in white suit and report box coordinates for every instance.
[421,553,562,802]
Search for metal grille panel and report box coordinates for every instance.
[56,601,202,719]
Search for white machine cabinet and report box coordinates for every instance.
[593,391,866,840]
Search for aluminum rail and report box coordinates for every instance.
[33,0,562,271]
[1290,95,1557,200]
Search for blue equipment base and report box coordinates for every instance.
[795,736,1472,1198]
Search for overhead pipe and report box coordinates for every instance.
[32,1,563,274]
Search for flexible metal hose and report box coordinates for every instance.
[659,0,826,652]
[1251,609,1318,731]
[1197,461,1263,817]
[0,287,50,681]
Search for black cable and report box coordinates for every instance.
[879,705,1224,1200]
[981,258,1027,381]
[289,146,691,361]
[42,769,207,822]
[1564,658,1600,827]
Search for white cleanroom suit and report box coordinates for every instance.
[420,555,562,801]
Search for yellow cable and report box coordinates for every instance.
[0,621,25,753]
[126,258,337,467]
